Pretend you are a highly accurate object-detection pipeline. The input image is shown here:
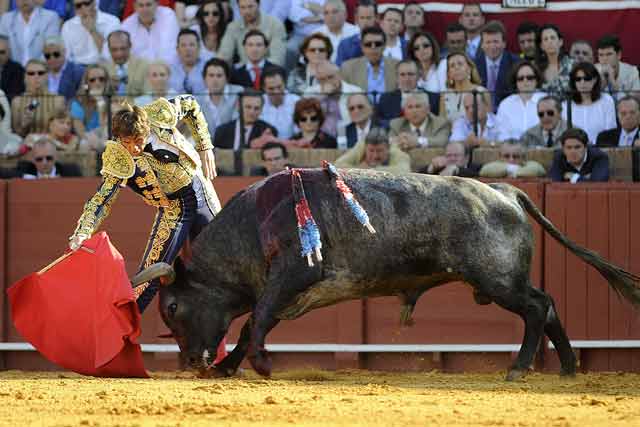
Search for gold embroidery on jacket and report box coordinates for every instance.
[101,141,135,180]
[72,176,123,238]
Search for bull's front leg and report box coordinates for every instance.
[212,318,253,377]
[247,282,282,377]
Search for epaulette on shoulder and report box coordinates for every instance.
[100,141,135,179]
[143,97,178,129]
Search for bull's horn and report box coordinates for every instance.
[130,262,175,288]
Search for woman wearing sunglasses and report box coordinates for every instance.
[289,98,337,148]
[70,64,112,142]
[562,62,616,144]
[287,33,333,95]
[191,0,229,61]
[497,61,546,139]
[407,31,441,92]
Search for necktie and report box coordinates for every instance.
[183,74,193,94]
[415,128,422,137]
[253,66,261,90]
[117,65,127,95]
[625,133,634,147]
[488,63,498,92]
[546,131,554,148]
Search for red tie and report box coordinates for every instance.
[253,66,261,90]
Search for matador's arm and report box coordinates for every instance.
[171,94,214,152]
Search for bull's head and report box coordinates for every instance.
[132,258,233,371]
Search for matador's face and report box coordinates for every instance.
[120,134,148,156]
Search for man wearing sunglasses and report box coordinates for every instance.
[521,95,568,148]
[42,36,85,102]
[61,0,119,65]
[15,138,82,179]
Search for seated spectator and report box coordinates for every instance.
[595,34,640,100]
[14,137,82,179]
[596,96,640,147]
[250,141,292,176]
[420,141,479,177]
[335,126,411,173]
[287,32,332,95]
[229,0,288,23]
[260,67,300,139]
[390,91,451,150]
[550,128,609,182]
[134,61,177,106]
[536,24,574,98]
[230,29,285,90]
[105,30,148,98]
[70,64,112,140]
[61,0,120,66]
[342,93,374,149]
[213,89,278,149]
[458,2,485,59]
[335,0,377,66]
[190,0,229,61]
[562,61,616,144]
[408,31,441,93]
[0,101,22,157]
[43,36,85,102]
[0,0,60,66]
[569,40,594,64]
[403,2,426,42]
[451,90,504,147]
[289,98,337,149]
[197,58,243,136]
[479,141,546,178]
[0,35,25,101]
[521,95,568,148]
[46,110,81,152]
[317,0,358,63]
[438,22,467,64]
[169,29,206,95]
[516,21,538,61]
[4,0,70,20]
[285,0,326,70]
[175,0,203,29]
[380,7,406,61]
[497,61,546,140]
[11,59,65,137]
[440,52,483,121]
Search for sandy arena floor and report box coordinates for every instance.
[0,370,639,426]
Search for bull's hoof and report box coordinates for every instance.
[505,368,528,381]
[560,367,577,378]
[248,349,272,377]
[197,366,232,379]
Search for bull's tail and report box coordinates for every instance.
[514,188,640,307]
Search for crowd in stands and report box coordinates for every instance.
[0,0,639,183]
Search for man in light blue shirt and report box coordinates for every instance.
[259,67,300,139]
[169,28,206,95]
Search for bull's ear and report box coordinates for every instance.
[173,256,188,280]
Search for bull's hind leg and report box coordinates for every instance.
[544,300,577,377]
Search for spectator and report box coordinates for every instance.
[341,26,398,104]
[562,61,616,144]
[289,97,337,148]
[317,0,358,63]
[536,24,574,98]
[380,7,406,61]
[390,91,450,150]
[43,36,85,102]
[335,0,377,66]
[61,0,119,66]
[595,34,640,100]
[212,89,278,149]
[104,30,148,98]
[230,0,290,23]
[569,40,593,64]
[4,0,70,20]
[0,88,11,133]
[218,0,287,67]
[11,59,65,137]
[191,0,228,61]
[550,127,609,182]
[15,137,82,178]
[342,93,374,148]
[335,126,411,173]
[304,60,363,137]
[516,21,538,61]
[497,61,546,140]
[596,96,640,147]
[420,140,479,177]
[0,0,60,66]
[521,95,568,148]
[403,2,425,42]
[70,64,112,140]
[440,52,483,121]
[0,35,25,101]
[121,0,180,64]
[377,60,439,128]
[479,140,546,178]
[0,101,22,157]
[451,90,504,146]
[198,57,243,136]
[134,60,176,105]
[458,2,485,60]
[436,22,467,90]
[286,0,326,70]
[231,30,286,90]
[474,20,520,109]
[408,31,441,93]
[260,67,300,139]
[251,141,291,176]
[46,109,81,152]
[287,32,332,95]
[169,29,206,95]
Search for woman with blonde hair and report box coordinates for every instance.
[439,52,484,121]
[70,64,113,141]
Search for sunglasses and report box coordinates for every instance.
[74,0,93,8]
[412,43,431,51]
[537,110,556,118]
[574,75,594,82]
[89,76,106,83]
[202,10,219,17]
[34,155,54,162]
[363,41,384,48]
[44,51,62,59]
[307,47,326,53]
[26,70,47,76]
[517,75,537,82]
[348,104,367,111]
[299,115,319,123]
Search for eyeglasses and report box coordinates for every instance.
[299,115,319,123]
[307,47,326,53]
[74,0,93,9]
[26,70,47,76]
[88,76,106,83]
[412,43,431,51]
[34,155,54,162]
[517,75,537,82]
[574,75,594,82]
[202,11,220,17]
[537,110,556,118]
[363,41,384,48]
[348,104,367,111]
[44,51,62,60]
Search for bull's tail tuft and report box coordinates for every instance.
[514,188,640,307]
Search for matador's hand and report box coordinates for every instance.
[69,234,89,251]
[200,149,217,180]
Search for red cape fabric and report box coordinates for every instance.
[7,232,148,378]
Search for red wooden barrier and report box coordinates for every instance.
[0,181,6,369]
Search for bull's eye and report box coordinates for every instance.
[168,302,178,318]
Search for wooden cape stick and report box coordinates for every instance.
[38,246,95,275]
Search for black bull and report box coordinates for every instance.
[133,169,640,380]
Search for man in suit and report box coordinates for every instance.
[341,26,398,105]
[377,60,439,128]
[213,89,278,150]
[0,35,25,101]
[389,91,451,150]
[343,93,374,148]
[595,34,640,101]
[474,20,520,110]
[169,29,206,95]
[104,30,148,98]
[230,30,285,90]
[15,138,82,179]
[597,96,640,147]
[421,141,480,177]
[522,95,568,148]
[43,36,85,102]
[380,7,407,61]
[550,128,609,183]
[335,0,377,66]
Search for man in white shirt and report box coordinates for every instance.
[403,2,425,41]
[286,0,326,69]
[317,0,358,63]
[169,29,206,96]
[260,67,299,139]
[121,0,180,64]
[451,90,504,145]
[198,57,244,137]
[595,34,640,101]
[458,3,484,60]
[61,0,120,65]
[380,7,405,61]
